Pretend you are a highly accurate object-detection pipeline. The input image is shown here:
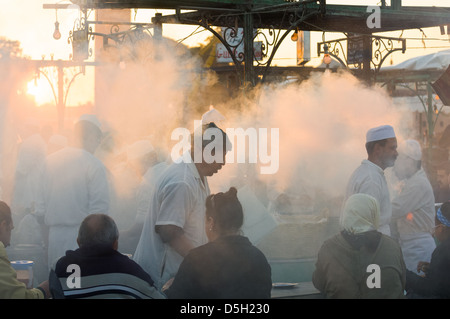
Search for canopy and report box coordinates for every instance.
[382,49,450,72]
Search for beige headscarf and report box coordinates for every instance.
[340,193,380,234]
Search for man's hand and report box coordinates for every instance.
[156,225,194,257]
[416,261,430,275]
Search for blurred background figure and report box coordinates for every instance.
[11,119,47,231]
[112,139,168,254]
[433,163,450,203]
[389,139,436,274]
[35,114,110,270]
[110,139,156,231]
[47,134,68,155]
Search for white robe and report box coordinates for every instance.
[391,169,436,273]
[345,159,392,236]
[35,147,110,269]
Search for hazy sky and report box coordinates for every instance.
[1,0,449,105]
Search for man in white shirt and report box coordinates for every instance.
[390,139,436,274]
[36,114,110,269]
[345,125,398,236]
[133,122,230,290]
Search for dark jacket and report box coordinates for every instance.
[312,231,406,299]
[406,237,450,298]
[50,244,165,299]
[167,235,272,299]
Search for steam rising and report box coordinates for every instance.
[2,34,416,230]
[0,28,427,287]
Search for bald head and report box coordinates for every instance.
[77,214,119,248]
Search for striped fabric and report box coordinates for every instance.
[55,272,165,299]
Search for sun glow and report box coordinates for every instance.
[26,78,55,106]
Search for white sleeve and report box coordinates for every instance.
[156,182,194,229]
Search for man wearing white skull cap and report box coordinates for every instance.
[35,114,110,270]
[390,139,436,274]
[344,125,398,236]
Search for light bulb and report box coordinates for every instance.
[53,21,61,40]
[323,54,332,65]
[291,30,298,42]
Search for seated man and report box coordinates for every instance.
[0,201,50,299]
[49,214,165,299]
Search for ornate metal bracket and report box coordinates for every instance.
[317,34,406,73]
[67,9,155,61]
[174,0,324,85]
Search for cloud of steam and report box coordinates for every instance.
[209,70,413,212]
[93,33,214,163]
[0,28,415,220]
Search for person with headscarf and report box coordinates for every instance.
[405,201,450,298]
[312,193,406,298]
[389,139,436,274]
[345,125,398,236]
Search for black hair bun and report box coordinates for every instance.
[227,187,238,197]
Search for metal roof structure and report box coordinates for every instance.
[58,1,450,85]
[70,1,450,34]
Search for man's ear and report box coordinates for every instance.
[113,239,119,251]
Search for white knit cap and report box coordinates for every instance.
[399,139,422,161]
[366,125,396,143]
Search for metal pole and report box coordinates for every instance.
[426,80,435,153]
[363,35,372,84]
[243,11,254,86]
[391,0,402,10]
[153,13,163,40]
[57,61,64,133]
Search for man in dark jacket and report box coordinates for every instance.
[50,214,165,299]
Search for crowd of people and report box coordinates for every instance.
[0,114,448,299]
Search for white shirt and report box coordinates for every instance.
[390,169,436,272]
[391,169,436,236]
[345,159,392,235]
[133,159,209,289]
[35,147,110,266]
[134,161,169,225]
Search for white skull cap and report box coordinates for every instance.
[366,125,396,143]
[399,139,422,161]
[76,114,102,132]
